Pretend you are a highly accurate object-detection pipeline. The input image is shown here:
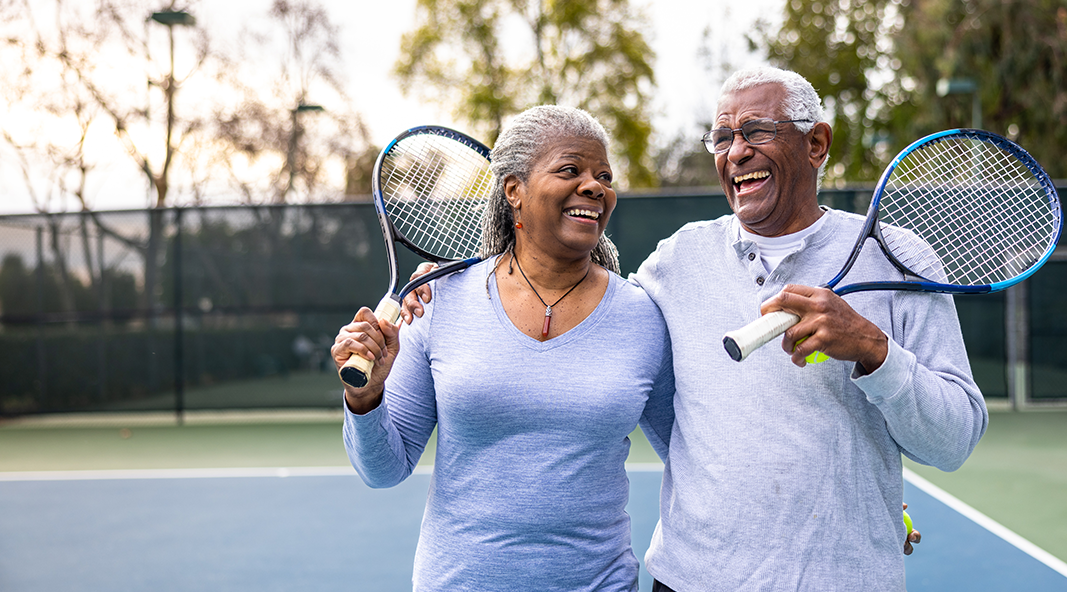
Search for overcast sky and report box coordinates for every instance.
[0,0,780,214]
[336,0,779,146]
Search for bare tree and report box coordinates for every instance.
[1,0,376,211]
[46,0,211,208]
[0,0,209,314]
[0,0,381,320]
[206,0,375,205]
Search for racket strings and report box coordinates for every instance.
[878,134,1059,286]
[380,133,491,260]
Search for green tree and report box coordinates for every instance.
[394,0,658,189]
[757,0,904,185]
[757,0,1067,182]
[893,0,1067,178]
[0,255,35,316]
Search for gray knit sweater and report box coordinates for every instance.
[632,208,987,592]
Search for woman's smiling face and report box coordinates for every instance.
[506,135,616,262]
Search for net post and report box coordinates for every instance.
[1005,282,1030,410]
[174,207,185,426]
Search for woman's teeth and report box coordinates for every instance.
[565,209,600,220]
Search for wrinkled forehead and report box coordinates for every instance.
[714,83,787,124]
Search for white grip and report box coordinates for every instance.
[338,296,403,388]
[722,310,801,362]
[373,297,403,325]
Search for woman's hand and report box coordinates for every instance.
[332,307,401,414]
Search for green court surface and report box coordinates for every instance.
[2,406,1065,564]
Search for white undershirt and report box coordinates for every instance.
[738,213,827,273]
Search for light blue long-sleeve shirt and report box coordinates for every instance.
[631,209,987,592]
[344,258,675,591]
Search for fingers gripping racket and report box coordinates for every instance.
[723,129,1062,362]
[340,125,491,388]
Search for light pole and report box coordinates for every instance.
[148,9,195,424]
[283,102,325,202]
[935,77,981,130]
[148,9,196,208]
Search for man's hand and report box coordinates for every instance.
[400,262,438,323]
[760,284,888,372]
[903,503,922,555]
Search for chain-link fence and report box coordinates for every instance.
[1,189,1063,418]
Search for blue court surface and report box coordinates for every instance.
[1,466,1065,591]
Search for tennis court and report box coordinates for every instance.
[2,409,1066,591]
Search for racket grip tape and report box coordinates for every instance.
[722,310,801,362]
[338,296,403,388]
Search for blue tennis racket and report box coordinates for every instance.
[339,125,491,387]
[723,129,1062,362]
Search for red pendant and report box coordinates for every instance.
[541,307,552,338]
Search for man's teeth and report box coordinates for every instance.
[566,209,600,220]
[733,171,770,184]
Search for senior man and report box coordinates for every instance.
[635,66,986,592]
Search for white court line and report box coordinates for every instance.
[904,467,1067,579]
[0,462,661,482]
[7,463,1063,578]
[0,466,357,481]
[625,462,666,472]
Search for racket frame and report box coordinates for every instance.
[723,128,1062,362]
[339,125,491,388]
[829,129,1061,296]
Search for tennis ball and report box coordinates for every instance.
[903,510,913,536]
[795,336,828,364]
[806,350,829,364]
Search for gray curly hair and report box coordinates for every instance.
[480,105,620,274]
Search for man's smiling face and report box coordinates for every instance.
[714,83,823,237]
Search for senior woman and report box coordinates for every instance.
[332,105,675,591]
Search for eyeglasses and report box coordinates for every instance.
[701,119,813,154]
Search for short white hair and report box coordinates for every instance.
[719,66,826,132]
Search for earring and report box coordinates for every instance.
[515,221,523,229]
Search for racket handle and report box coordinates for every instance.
[722,310,801,362]
[338,296,403,389]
